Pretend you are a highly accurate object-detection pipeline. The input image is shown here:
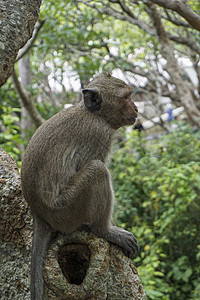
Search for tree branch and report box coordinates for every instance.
[150,0,200,31]
[146,1,200,126]
[77,0,155,35]
[163,9,192,28]
[169,32,200,55]
[0,0,42,87]
[77,0,200,54]
[12,68,44,128]
[16,19,45,62]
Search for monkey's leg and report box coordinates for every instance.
[30,216,53,300]
[48,160,138,257]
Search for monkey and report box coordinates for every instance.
[21,72,139,300]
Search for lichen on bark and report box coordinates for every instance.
[44,231,146,300]
[0,148,32,299]
[0,0,41,87]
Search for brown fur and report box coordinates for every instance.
[21,72,138,300]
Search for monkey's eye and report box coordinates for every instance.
[124,93,132,100]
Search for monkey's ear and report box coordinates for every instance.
[82,88,102,112]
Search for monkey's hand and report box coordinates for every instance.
[106,226,139,258]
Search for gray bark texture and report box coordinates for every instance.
[0,0,42,87]
[0,148,146,300]
[0,148,32,300]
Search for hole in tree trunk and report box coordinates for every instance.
[57,244,91,285]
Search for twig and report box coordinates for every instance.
[12,68,44,127]
[16,19,45,62]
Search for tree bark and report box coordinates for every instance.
[44,231,146,299]
[0,148,146,300]
[0,148,32,300]
[0,0,42,87]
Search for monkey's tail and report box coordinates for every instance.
[30,216,53,300]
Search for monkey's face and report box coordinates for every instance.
[114,89,138,128]
[99,89,138,129]
[123,101,138,126]
[82,73,138,130]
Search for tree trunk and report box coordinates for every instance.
[147,2,200,127]
[18,54,34,158]
[0,0,42,87]
[0,148,146,300]
[0,148,32,300]
[12,68,44,128]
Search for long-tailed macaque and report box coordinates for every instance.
[21,72,139,300]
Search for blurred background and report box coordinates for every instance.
[0,1,200,299]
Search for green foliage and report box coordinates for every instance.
[35,101,61,120]
[38,0,109,81]
[0,106,24,166]
[0,80,19,108]
[111,125,200,299]
[37,0,160,84]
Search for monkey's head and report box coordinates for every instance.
[82,72,138,129]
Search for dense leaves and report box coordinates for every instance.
[0,106,23,166]
[111,125,200,299]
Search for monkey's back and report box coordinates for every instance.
[21,104,114,211]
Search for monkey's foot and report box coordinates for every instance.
[106,226,139,258]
